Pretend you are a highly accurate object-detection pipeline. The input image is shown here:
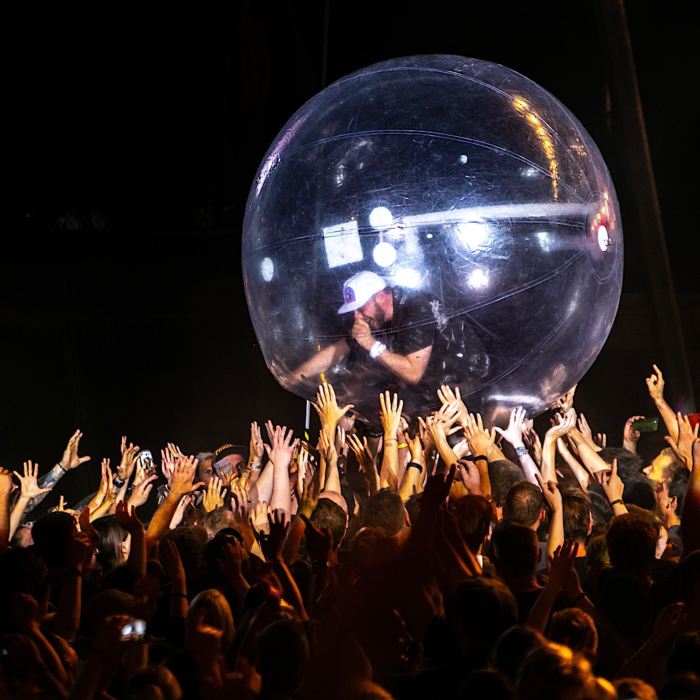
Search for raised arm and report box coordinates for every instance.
[267,423,298,516]
[646,364,679,443]
[146,455,202,544]
[10,461,52,537]
[287,340,350,386]
[379,391,403,490]
[495,407,541,487]
[541,409,576,483]
[24,429,92,514]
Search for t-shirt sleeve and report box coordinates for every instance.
[393,297,437,355]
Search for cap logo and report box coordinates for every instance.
[344,286,356,303]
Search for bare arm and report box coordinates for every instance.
[379,391,403,490]
[289,340,350,385]
[495,407,541,487]
[146,456,202,545]
[376,345,432,385]
[267,423,297,517]
[646,364,679,443]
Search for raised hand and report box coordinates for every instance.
[555,385,577,413]
[264,421,298,469]
[116,439,140,482]
[535,473,563,512]
[169,494,193,530]
[313,381,354,435]
[623,415,645,453]
[437,384,469,428]
[464,413,496,458]
[127,474,157,509]
[546,408,576,443]
[523,425,543,465]
[169,455,203,498]
[547,541,581,594]
[594,432,607,449]
[160,448,175,486]
[646,364,665,402]
[379,391,403,439]
[347,433,379,494]
[203,475,227,513]
[251,500,270,534]
[666,413,699,471]
[495,406,528,448]
[259,509,290,561]
[13,461,51,500]
[248,421,265,467]
[457,458,482,495]
[593,458,624,505]
[115,500,144,534]
[59,429,91,470]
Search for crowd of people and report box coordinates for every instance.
[1,364,699,699]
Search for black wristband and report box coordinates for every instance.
[610,498,624,506]
[407,461,423,472]
[471,455,488,463]
[66,567,83,578]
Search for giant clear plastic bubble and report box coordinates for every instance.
[242,55,623,425]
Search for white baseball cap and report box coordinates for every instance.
[337,271,386,314]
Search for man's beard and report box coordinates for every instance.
[367,307,386,331]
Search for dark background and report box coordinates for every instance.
[2,2,698,507]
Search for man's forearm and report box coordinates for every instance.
[23,464,65,513]
[10,496,31,539]
[376,347,430,385]
[147,493,183,543]
[291,340,349,384]
[655,398,679,443]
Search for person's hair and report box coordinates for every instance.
[202,508,233,538]
[310,498,348,548]
[503,482,544,528]
[491,625,546,682]
[587,485,613,535]
[605,513,657,576]
[363,489,406,536]
[196,451,215,464]
[31,511,76,569]
[667,632,700,678]
[256,619,310,696]
[128,664,183,700]
[622,477,656,511]
[613,677,658,700]
[186,589,235,652]
[94,516,129,572]
[668,468,689,515]
[562,489,591,543]
[169,527,208,588]
[657,447,686,479]
[488,460,526,507]
[586,533,609,576]
[548,608,599,660]
[516,641,608,700]
[490,520,540,581]
[451,577,518,666]
[452,495,496,553]
[598,447,643,481]
[335,681,394,700]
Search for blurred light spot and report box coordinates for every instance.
[261,257,274,282]
[369,206,394,230]
[373,241,397,267]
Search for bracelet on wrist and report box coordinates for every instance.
[66,567,84,578]
[369,341,387,359]
[57,463,67,474]
[515,445,528,456]
[406,461,423,472]
[471,454,488,463]
[610,498,624,507]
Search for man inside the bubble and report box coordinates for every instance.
[286,271,436,391]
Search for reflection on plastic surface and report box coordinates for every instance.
[242,56,623,425]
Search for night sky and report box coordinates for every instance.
[2,2,698,507]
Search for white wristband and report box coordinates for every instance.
[369,341,387,359]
